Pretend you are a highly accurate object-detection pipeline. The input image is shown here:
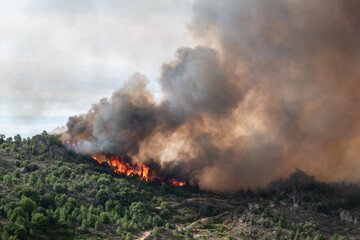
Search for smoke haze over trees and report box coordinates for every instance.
[64,0,360,192]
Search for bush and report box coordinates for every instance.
[14,169,21,178]
[95,220,101,231]
[3,175,13,187]
[59,166,72,178]
[153,226,159,237]
[40,194,56,209]
[314,234,326,240]
[14,160,21,167]
[1,142,9,149]
[278,215,286,228]
[317,203,329,215]
[97,177,110,188]
[125,232,132,240]
[273,228,282,240]
[260,217,272,228]
[53,183,67,194]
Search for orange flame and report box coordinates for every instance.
[169,178,186,186]
[62,140,185,186]
[62,140,76,148]
[91,154,151,181]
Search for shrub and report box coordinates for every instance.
[239,227,244,236]
[317,203,329,215]
[53,183,67,194]
[278,215,286,228]
[125,232,132,240]
[14,169,21,178]
[23,173,29,184]
[314,234,326,240]
[273,228,282,240]
[1,142,9,149]
[14,160,21,167]
[3,175,13,187]
[95,220,101,231]
[153,226,159,237]
[59,166,72,178]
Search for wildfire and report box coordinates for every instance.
[62,140,185,186]
[62,140,76,147]
[91,154,186,186]
[168,179,186,186]
[91,154,151,181]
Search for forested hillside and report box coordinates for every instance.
[0,132,358,239]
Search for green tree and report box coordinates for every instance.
[1,230,9,240]
[14,168,21,178]
[14,134,22,144]
[14,225,27,240]
[29,172,38,185]
[153,226,159,237]
[56,218,69,229]
[11,144,18,152]
[129,202,146,224]
[3,175,13,187]
[96,189,110,205]
[23,173,30,184]
[125,232,132,240]
[100,212,111,224]
[105,200,115,212]
[20,197,36,213]
[14,160,21,167]
[53,182,67,193]
[0,134,5,144]
[81,219,89,232]
[116,226,122,235]
[31,213,49,231]
[95,220,101,231]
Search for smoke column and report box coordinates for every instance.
[63,0,360,192]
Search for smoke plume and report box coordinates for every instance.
[63,0,360,192]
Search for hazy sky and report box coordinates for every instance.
[0,0,198,138]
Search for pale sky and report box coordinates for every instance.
[0,0,198,138]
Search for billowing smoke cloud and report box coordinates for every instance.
[63,0,360,191]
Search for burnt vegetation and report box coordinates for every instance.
[0,132,359,239]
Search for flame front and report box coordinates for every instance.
[91,154,185,186]
[92,154,151,181]
[62,141,185,186]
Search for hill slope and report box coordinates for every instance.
[0,132,359,240]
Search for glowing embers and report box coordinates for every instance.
[168,178,186,187]
[62,140,75,147]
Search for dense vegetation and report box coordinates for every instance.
[0,132,192,239]
[0,132,359,239]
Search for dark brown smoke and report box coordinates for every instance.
[63,0,360,192]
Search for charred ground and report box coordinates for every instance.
[0,132,359,240]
